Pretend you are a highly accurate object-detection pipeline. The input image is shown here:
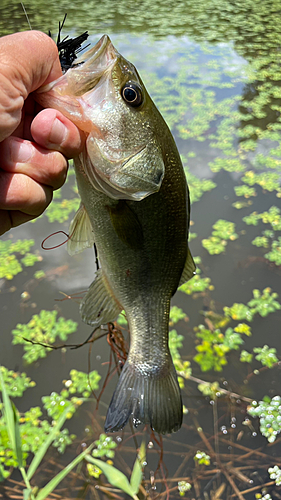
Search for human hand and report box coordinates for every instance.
[0,30,85,236]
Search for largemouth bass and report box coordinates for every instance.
[36,35,195,434]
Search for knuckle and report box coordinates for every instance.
[46,151,68,189]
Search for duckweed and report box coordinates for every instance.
[0,239,41,280]
[12,310,77,364]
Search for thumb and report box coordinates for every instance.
[0,30,62,142]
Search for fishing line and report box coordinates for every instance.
[41,231,100,269]
[41,230,70,250]
[20,3,32,30]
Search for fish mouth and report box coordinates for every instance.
[38,35,118,97]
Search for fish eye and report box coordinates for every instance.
[121,82,143,107]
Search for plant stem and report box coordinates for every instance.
[20,467,35,500]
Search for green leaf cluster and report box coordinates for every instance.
[12,310,77,363]
[0,239,41,280]
[0,367,35,398]
[179,266,213,294]
[92,433,117,459]
[265,237,281,265]
[45,197,80,223]
[178,480,192,496]
[243,206,281,230]
[253,345,278,368]
[63,369,101,398]
[169,306,187,325]
[224,288,280,320]
[169,330,191,388]
[268,465,281,486]
[85,439,146,499]
[234,185,256,198]
[248,396,281,443]
[0,366,101,479]
[194,325,244,372]
[242,171,281,195]
[202,220,238,254]
[194,450,210,465]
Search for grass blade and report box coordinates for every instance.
[0,366,16,452]
[27,404,75,481]
[35,444,94,500]
[130,438,146,495]
[85,455,138,499]
[12,402,23,468]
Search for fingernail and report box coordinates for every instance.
[13,141,33,163]
[49,118,68,145]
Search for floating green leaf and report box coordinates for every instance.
[12,310,77,364]
[0,239,41,280]
[248,396,281,443]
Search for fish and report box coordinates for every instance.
[36,34,195,434]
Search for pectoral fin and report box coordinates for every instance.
[81,269,122,327]
[67,204,95,256]
[178,247,196,287]
[107,201,144,250]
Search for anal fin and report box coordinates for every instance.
[178,247,196,287]
[81,269,122,327]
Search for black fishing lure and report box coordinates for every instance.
[49,14,89,72]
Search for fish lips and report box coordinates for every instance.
[38,34,117,98]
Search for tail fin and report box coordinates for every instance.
[104,360,182,434]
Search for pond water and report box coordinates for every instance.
[1,1,281,499]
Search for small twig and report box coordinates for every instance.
[185,374,253,403]
[222,468,245,500]
[229,480,275,497]
[192,416,216,458]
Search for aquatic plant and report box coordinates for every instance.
[63,369,101,398]
[268,465,281,486]
[194,325,245,372]
[44,197,80,223]
[243,206,281,230]
[264,237,281,265]
[253,345,278,368]
[0,367,92,491]
[234,185,256,198]
[242,171,281,195]
[179,266,213,295]
[92,433,117,459]
[248,396,281,443]
[248,288,281,317]
[85,439,146,499]
[184,168,216,204]
[12,310,77,364]
[197,380,220,398]
[178,481,192,496]
[194,450,210,466]
[0,366,101,481]
[202,220,238,255]
[169,306,187,325]
[224,288,281,321]
[0,239,41,280]
[0,367,35,398]
[240,350,253,363]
